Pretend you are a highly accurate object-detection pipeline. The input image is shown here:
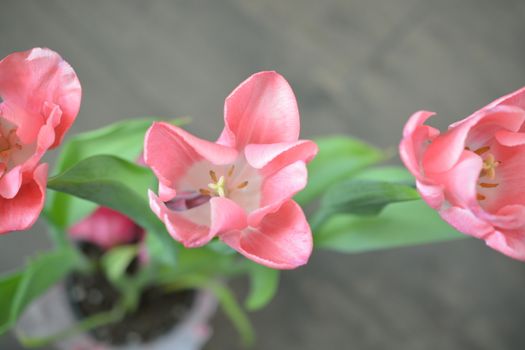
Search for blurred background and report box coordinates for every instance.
[2,0,525,349]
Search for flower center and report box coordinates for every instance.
[0,127,21,176]
[468,146,500,201]
[199,165,249,198]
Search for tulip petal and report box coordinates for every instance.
[244,140,318,175]
[221,200,312,269]
[0,48,81,147]
[484,86,525,111]
[399,110,439,180]
[0,165,23,199]
[424,106,524,173]
[248,161,307,227]
[439,206,493,239]
[69,207,144,249]
[433,150,482,208]
[0,163,47,234]
[495,130,525,147]
[219,71,300,149]
[144,122,238,194]
[486,230,525,262]
[149,191,246,248]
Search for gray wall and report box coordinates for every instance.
[1,1,525,349]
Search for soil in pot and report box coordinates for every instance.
[65,242,195,346]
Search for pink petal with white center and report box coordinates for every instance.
[144,122,238,189]
[248,161,307,227]
[149,191,247,247]
[221,200,312,269]
[0,48,81,147]
[0,163,47,234]
[244,140,318,175]
[218,71,300,149]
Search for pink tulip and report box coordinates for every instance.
[69,207,145,250]
[0,48,81,234]
[144,71,318,269]
[400,87,525,261]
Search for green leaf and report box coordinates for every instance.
[157,246,238,284]
[47,155,177,265]
[311,180,419,230]
[45,117,188,232]
[315,200,464,253]
[101,245,138,284]
[0,249,81,335]
[245,263,279,311]
[295,136,384,206]
[0,272,23,333]
[353,165,414,182]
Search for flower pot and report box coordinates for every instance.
[15,282,218,350]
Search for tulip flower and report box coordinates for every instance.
[400,87,525,261]
[69,207,145,250]
[145,71,318,269]
[0,48,81,234]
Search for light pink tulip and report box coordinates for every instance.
[0,48,81,234]
[400,87,525,261]
[69,207,145,250]
[145,71,318,269]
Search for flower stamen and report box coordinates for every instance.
[481,153,500,180]
[199,188,212,196]
[228,165,235,177]
[0,128,22,176]
[209,170,218,183]
[474,146,490,155]
[236,181,249,189]
[479,182,498,188]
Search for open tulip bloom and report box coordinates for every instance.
[145,71,318,269]
[1,47,524,347]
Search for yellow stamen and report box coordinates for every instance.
[236,181,249,189]
[209,170,218,183]
[228,165,235,177]
[474,146,490,155]
[208,175,226,197]
[199,188,211,196]
[479,183,498,188]
[481,154,500,180]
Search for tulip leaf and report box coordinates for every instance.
[315,200,465,253]
[45,117,188,232]
[0,272,23,334]
[311,179,419,230]
[295,136,384,206]
[0,249,81,335]
[47,155,177,265]
[353,165,414,182]
[245,263,280,311]
[101,245,139,284]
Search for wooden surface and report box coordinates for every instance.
[1,0,525,349]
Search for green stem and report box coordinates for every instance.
[17,300,127,348]
[165,276,255,348]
